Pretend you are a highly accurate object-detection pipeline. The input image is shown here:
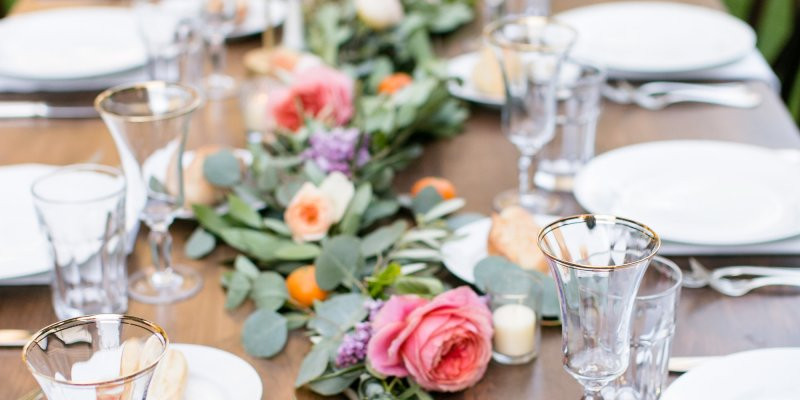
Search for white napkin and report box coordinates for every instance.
[608,49,781,92]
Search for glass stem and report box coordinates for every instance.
[148,227,175,286]
[581,389,605,400]
[518,153,533,198]
[209,34,226,77]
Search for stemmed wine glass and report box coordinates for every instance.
[538,215,661,400]
[485,16,577,213]
[202,0,240,99]
[95,81,204,304]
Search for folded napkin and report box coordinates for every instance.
[0,68,149,94]
[608,49,781,93]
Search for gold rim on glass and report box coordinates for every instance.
[30,164,126,205]
[22,314,169,387]
[484,15,578,54]
[537,214,661,270]
[94,81,202,123]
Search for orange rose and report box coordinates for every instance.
[284,183,335,242]
[378,73,413,94]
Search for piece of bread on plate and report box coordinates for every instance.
[148,348,189,400]
[487,206,548,274]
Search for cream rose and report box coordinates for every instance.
[284,183,335,242]
[318,172,354,223]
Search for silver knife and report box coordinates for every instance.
[668,356,721,373]
[0,329,33,347]
[0,101,98,119]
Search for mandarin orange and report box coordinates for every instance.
[286,265,329,307]
[411,176,457,200]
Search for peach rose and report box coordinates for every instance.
[367,287,493,392]
[284,183,335,242]
[268,65,355,131]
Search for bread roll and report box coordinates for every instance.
[148,349,189,400]
[165,145,231,207]
[487,206,548,274]
[471,45,522,98]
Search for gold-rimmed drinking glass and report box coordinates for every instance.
[95,81,203,304]
[485,16,577,214]
[538,215,661,400]
[22,314,168,400]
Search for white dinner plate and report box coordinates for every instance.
[663,348,800,400]
[0,7,147,80]
[555,2,756,74]
[229,0,287,39]
[171,344,263,400]
[574,140,800,246]
[446,52,503,107]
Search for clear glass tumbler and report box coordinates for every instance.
[486,270,543,365]
[202,0,240,99]
[31,164,128,320]
[484,16,577,214]
[538,215,661,400]
[23,314,168,400]
[95,81,204,304]
[534,60,605,192]
[606,256,682,400]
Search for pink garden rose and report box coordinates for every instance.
[367,287,494,392]
[268,65,355,131]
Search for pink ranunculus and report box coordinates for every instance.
[367,287,494,392]
[268,65,355,132]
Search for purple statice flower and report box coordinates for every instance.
[365,298,385,322]
[302,127,370,177]
[335,322,373,368]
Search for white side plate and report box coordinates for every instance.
[171,344,263,400]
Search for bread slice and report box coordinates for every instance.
[487,206,548,273]
[147,348,189,400]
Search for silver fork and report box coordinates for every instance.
[603,81,762,110]
[685,258,800,296]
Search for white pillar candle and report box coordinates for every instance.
[492,303,537,357]
[244,92,270,133]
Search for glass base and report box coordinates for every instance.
[203,74,237,100]
[492,350,538,365]
[128,265,203,304]
[493,188,562,214]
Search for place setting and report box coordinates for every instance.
[2,0,800,399]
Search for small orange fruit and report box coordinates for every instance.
[286,265,329,307]
[378,72,413,94]
[411,177,457,200]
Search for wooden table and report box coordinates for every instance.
[2,1,800,399]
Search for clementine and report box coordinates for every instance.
[378,72,413,94]
[286,265,329,307]
[411,177,457,200]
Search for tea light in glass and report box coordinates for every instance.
[487,270,543,364]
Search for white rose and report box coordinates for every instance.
[354,0,404,31]
[319,172,355,223]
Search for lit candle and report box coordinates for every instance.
[244,92,270,133]
[492,303,537,357]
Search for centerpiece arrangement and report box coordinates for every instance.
[181,1,539,397]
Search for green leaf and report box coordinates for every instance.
[225,272,251,310]
[219,228,282,261]
[473,256,520,292]
[308,293,368,337]
[447,213,486,230]
[285,312,310,330]
[428,3,473,33]
[275,242,321,261]
[314,236,363,290]
[276,180,305,207]
[220,270,234,288]
[389,248,441,262]
[295,340,336,387]
[192,204,231,236]
[242,309,288,358]
[263,218,293,237]
[361,220,407,257]
[411,186,443,215]
[393,276,444,296]
[338,183,372,235]
[234,255,260,280]
[366,263,402,297]
[755,0,794,63]
[303,160,326,185]
[227,194,263,229]
[203,149,242,187]
[422,198,465,222]
[362,199,400,227]
[308,367,364,396]
[250,272,288,311]
[185,227,215,259]
[473,256,560,319]
[256,165,280,192]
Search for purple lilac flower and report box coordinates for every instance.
[365,298,385,321]
[302,127,370,177]
[335,322,372,368]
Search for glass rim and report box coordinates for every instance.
[483,15,578,54]
[30,164,126,205]
[637,255,683,301]
[537,214,661,270]
[22,314,169,387]
[561,58,607,88]
[94,80,202,123]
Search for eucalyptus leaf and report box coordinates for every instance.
[308,293,368,337]
[285,312,310,330]
[220,228,282,261]
[234,255,260,280]
[263,218,293,237]
[250,272,288,311]
[389,248,441,262]
[422,198,465,222]
[303,160,326,185]
[411,186,443,215]
[148,176,168,194]
[276,180,305,207]
[361,220,407,257]
[473,256,520,292]
[308,367,364,396]
[362,199,400,227]
[228,194,263,229]
[275,243,321,261]
[338,183,372,235]
[220,270,234,288]
[295,340,335,387]
[185,227,215,259]
[203,149,242,187]
[242,309,288,358]
[393,276,444,296]
[269,155,304,168]
[447,212,486,230]
[275,261,306,275]
[192,204,231,236]
[314,236,363,290]
[225,272,251,309]
[473,256,561,319]
[256,166,280,192]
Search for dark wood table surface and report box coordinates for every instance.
[2,0,800,399]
